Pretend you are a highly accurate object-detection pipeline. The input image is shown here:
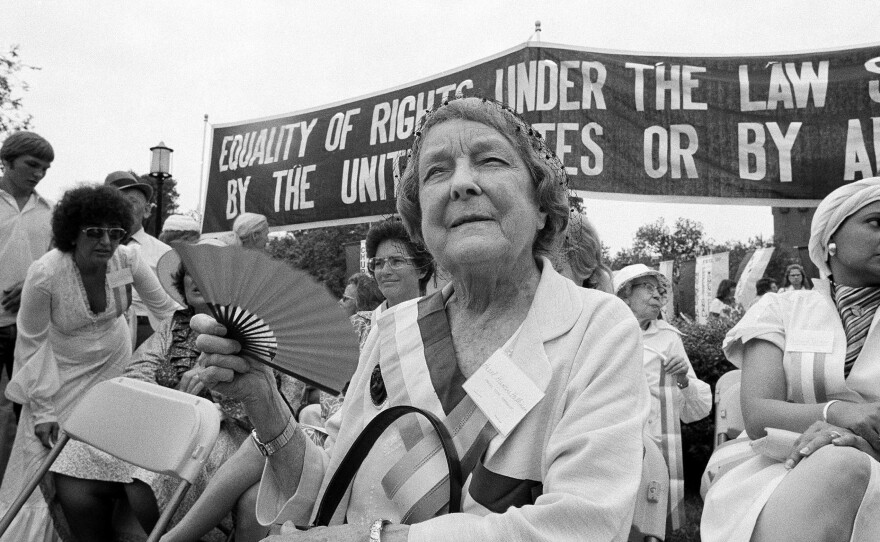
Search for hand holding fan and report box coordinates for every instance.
[173,242,360,394]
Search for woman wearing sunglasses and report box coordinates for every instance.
[0,185,177,542]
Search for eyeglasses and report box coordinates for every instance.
[367,256,416,274]
[340,295,354,303]
[81,227,127,241]
[632,281,667,297]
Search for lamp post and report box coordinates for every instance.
[149,142,173,236]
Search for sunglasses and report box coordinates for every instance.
[367,256,416,274]
[81,227,127,241]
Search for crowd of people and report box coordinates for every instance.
[0,96,877,542]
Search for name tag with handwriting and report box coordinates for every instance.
[463,350,545,436]
[106,268,134,289]
[786,330,833,353]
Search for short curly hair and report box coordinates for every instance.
[52,185,136,253]
[365,218,434,291]
[396,97,570,260]
[0,131,54,163]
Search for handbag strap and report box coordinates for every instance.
[313,405,463,527]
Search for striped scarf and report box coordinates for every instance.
[375,292,497,523]
[832,283,880,377]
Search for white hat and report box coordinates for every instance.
[232,213,268,238]
[161,214,200,233]
[612,264,671,295]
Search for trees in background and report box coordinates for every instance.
[267,223,371,297]
[0,45,36,136]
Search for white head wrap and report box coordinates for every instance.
[161,214,200,233]
[232,213,268,239]
[809,176,880,277]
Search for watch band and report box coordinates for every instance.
[369,519,391,542]
[251,415,297,457]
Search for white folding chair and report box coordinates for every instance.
[0,377,220,542]
[714,369,744,448]
[629,436,669,542]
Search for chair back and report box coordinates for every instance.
[63,377,221,483]
[713,369,744,448]
[629,436,669,541]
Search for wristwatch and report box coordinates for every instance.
[250,415,297,457]
[369,519,391,542]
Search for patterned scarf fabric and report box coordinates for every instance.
[832,283,880,377]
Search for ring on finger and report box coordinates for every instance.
[829,431,842,439]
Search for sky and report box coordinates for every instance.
[1,0,877,252]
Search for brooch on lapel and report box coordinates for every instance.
[370,364,387,407]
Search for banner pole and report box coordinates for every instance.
[198,114,209,217]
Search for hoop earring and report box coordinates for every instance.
[828,242,837,257]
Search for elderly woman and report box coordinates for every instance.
[233,213,270,250]
[613,264,711,531]
[193,97,648,541]
[701,176,880,542]
[777,263,813,293]
[0,185,177,541]
[556,212,613,293]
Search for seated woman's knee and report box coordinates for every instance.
[803,445,871,493]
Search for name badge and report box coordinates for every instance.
[786,330,833,353]
[463,349,545,437]
[106,268,134,289]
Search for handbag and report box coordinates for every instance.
[309,405,463,527]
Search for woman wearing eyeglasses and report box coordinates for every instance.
[365,219,434,311]
[0,185,177,542]
[614,263,711,533]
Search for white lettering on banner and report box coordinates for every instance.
[226,180,238,219]
[739,61,829,111]
[272,166,316,212]
[737,122,802,182]
[625,63,707,112]
[537,60,558,111]
[533,122,605,176]
[340,150,408,204]
[237,177,251,213]
[224,176,249,219]
[844,118,880,180]
[369,82,473,146]
[867,57,880,103]
[580,123,604,175]
[495,61,607,114]
[219,121,317,172]
[325,109,360,152]
[643,124,699,179]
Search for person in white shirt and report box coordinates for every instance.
[104,171,173,348]
[614,263,712,532]
[0,131,54,481]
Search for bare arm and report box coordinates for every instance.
[741,339,825,440]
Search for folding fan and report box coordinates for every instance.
[173,243,360,394]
